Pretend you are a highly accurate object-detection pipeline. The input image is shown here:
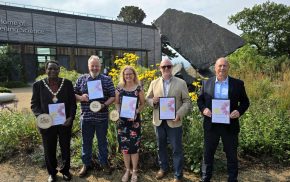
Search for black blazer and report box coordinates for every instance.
[197,76,250,133]
[31,78,77,126]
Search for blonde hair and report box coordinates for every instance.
[118,65,140,87]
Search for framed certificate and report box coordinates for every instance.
[159,97,176,120]
[48,103,66,125]
[87,80,104,99]
[212,99,230,124]
[120,96,138,119]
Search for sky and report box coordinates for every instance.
[2,0,289,35]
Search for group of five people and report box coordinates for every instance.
[31,55,249,182]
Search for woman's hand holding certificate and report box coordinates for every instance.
[120,96,137,119]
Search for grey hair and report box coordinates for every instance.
[88,55,101,64]
[161,56,173,65]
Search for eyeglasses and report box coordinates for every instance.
[124,73,134,76]
[161,65,173,69]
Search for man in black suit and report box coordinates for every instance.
[197,57,250,182]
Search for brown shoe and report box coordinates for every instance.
[173,179,182,182]
[102,164,112,175]
[156,169,166,180]
[78,165,91,178]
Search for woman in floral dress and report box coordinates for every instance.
[115,66,145,182]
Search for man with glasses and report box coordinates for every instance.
[74,55,115,177]
[146,56,191,182]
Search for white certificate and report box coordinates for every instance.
[48,103,66,125]
[159,97,176,120]
[120,96,138,119]
[212,99,230,124]
[87,80,104,100]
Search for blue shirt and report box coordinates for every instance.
[74,74,115,122]
[214,77,229,99]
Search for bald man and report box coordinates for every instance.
[146,57,191,182]
[197,57,250,182]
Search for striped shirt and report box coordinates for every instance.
[74,74,115,122]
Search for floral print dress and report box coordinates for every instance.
[117,85,142,154]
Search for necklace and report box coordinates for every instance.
[42,78,64,103]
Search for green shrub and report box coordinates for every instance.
[36,67,80,85]
[239,100,290,163]
[183,104,204,172]
[0,87,11,93]
[0,111,40,161]
[0,81,28,88]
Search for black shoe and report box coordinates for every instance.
[48,175,57,182]
[62,172,72,181]
[199,179,210,182]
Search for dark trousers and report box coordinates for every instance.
[41,125,72,176]
[81,120,109,166]
[154,120,184,180]
[201,125,238,182]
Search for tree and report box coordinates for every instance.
[117,6,146,24]
[228,1,290,58]
[0,45,21,82]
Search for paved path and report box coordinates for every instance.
[11,87,32,112]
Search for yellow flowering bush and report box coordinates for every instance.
[109,53,158,90]
[189,80,202,101]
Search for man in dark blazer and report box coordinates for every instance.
[197,57,250,182]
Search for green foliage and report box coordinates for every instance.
[183,105,204,172]
[0,111,40,161]
[36,67,80,85]
[228,1,290,58]
[0,87,11,93]
[228,44,290,78]
[0,45,21,82]
[239,101,290,163]
[228,45,290,163]
[0,81,28,88]
[117,6,146,24]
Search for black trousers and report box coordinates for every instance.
[201,125,238,182]
[40,125,72,176]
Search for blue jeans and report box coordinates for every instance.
[81,119,109,166]
[155,121,184,180]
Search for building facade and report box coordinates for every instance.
[0,3,161,82]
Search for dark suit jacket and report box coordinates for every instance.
[31,78,77,127]
[197,76,250,133]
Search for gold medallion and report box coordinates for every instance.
[89,101,101,112]
[37,114,53,129]
[109,110,119,122]
[52,96,58,103]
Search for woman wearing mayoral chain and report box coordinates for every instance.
[31,60,76,182]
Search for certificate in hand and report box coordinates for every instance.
[120,96,138,119]
[159,97,176,120]
[87,80,104,99]
[212,99,230,124]
[48,103,66,125]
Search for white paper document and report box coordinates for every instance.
[87,80,104,99]
[159,97,176,120]
[120,96,138,119]
[48,103,66,125]
[212,99,230,124]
